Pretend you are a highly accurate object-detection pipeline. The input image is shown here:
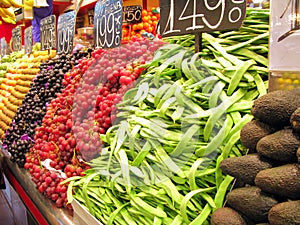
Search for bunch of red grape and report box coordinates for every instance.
[24,37,165,209]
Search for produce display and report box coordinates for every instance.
[212,89,300,225]
[22,37,164,209]
[55,9,271,225]
[1,5,292,225]
[0,50,53,138]
[2,50,89,167]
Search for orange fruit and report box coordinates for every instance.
[152,15,158,21]
[137,23,143,30]
[142,9,148,17]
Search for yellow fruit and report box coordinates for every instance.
[24,0,33,9]
[0,7,15,19]
[2,16,16,24]
[0,0,11,8]
[7,0,24,8]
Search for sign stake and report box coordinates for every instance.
[195,33,202,53]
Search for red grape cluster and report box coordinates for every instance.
[24,56,96,209]
[24,37,165,209]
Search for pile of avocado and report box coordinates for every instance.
[211,89,300,225]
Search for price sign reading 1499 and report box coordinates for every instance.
[94,0,122,49]
[159,0,246,37]
[57,11,76,54]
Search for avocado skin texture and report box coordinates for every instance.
[255,164,300,199]
[226,186,278,223]
[240,120,278,153]
[256,129,300,163]
[220,153,274,185]
[290,107,300,133]
[210,207,249,225]
[256,224,270,225]
[251,90,300,126]
[268,200,300,225]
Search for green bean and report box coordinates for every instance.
[227,59,256,95]
[131,196,167,218]
[214,175,235,208]
[203,88,247,141]
[170,215,183,225]
[254,72,267,97]
[233,48,268,67]
[189,204,211,225]
[203,33,242,66]
[170,124,200,157]
[180,188,214,224]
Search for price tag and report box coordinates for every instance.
[1,38,6,57]
[12,26,22,52]
[40,15,56,51]
[94,0,123,49]
[123,5,142,24]
[159,0,246,37]
[24,26,33,55]
[57,11,76,54]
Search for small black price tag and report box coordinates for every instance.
[123,5,142,24]
[0,38,6,57]
[12,26,22,52]
[159,0,246,37]
[40,15,56,51]
[24,26,33,55]
[57,10,76,54]
[94,0,123,49]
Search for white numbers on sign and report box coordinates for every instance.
[58,27,72,54]
[123,8,142,23]
[41,27,55,50]
[178,0,204,31]
[95,10,122,48]
[162,0,245,35]
[228,7,242,23]
[202,0,225,29]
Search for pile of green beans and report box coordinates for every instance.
[63,8,270,225]
[164,8,270,89]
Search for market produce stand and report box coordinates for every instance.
[2,153,74,225]
[1,0,299,225]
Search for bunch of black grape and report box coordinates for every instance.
[3,50,89,167]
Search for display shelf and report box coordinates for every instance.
[2,157,75,225]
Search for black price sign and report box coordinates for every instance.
[12,26,22,52]
[24,26,32,55]
[57,11,76,54]
[40,15,56,51]
[94,0,123,49]
[123,5,142,24]
[159,0,246,37]
[1,38,6,57]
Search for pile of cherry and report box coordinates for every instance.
[22,37,164,209]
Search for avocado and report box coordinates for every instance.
[210,207,249,225]
[268,200,300,225]
[251,90,300,126]
[220,153,274,185]
[256,129,300,163]
[290,106,300,133]
[255,164,300,199]
[240,120,278,152]
[226,186,278,223]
